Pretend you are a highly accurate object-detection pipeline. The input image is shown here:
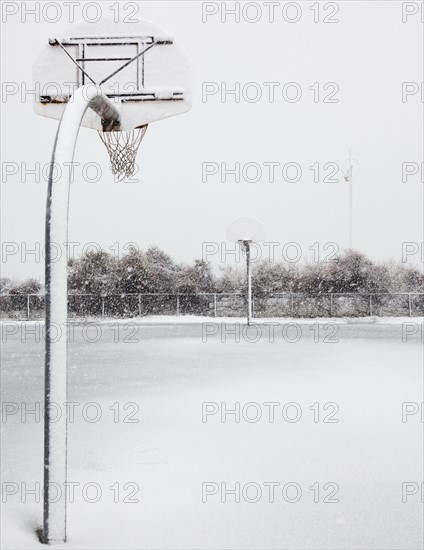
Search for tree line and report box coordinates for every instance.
[1,246,423,296]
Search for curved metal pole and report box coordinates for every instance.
[43,85,119,545]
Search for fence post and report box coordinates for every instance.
[176,295,180,316]
[408,294,412,317]
[138,294,141,317]
[369,294,372,316]
[329,294,333,317]
[27,294,30,321]
[214,293,217,317]
[101,297,105,319]
[291,294,294,317]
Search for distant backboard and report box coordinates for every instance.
[33,18,192,131]
[226,216,266,243]
[341,157,360,180]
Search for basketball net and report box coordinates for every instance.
[98,125,148,181]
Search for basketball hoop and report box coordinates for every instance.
[226,216,266,326]
[98,125,148,180]
[34,17,192,543]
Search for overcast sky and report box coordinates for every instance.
[1,1,423,281]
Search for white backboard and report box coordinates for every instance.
[33,18,192,131]
[226,216,266,243]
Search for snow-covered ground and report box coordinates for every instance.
[108,314,420,324]
[1,320,423,549]
[3,314,422,325]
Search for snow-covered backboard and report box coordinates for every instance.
[226,216,266,243]
[33,18,192,131]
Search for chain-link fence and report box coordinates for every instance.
[1,292,423,320]
[252,292,424,318]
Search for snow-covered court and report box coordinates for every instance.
[1,318,423,549]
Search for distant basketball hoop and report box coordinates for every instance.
[226,216,266,326]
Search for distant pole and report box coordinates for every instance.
[243,240,252,326]
[346,150,353,249]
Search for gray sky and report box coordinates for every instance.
[1,1,423,281]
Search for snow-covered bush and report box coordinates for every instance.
[8,278,41,295]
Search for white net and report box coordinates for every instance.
[98,125,148,181]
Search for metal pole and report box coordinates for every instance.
[138,294,142,317]
[176,295,180,316]
[369,294,372,316]
[43,85,120,545]
[408,294,412,317]
[214,293,217,317]
[27,294,30,321]
[348,150,353,249]
[245,240,252,326]
[101,297,105,319]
